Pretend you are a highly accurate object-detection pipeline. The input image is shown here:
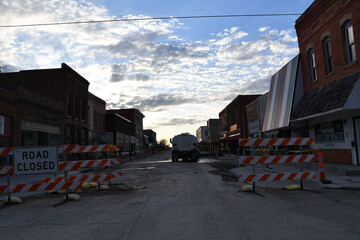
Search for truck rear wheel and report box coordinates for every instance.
[172,152,179,162]
[191,152,199,162]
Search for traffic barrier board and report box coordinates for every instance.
[13,146,58,175]
[238,154,316,165]
[239,138,314,147]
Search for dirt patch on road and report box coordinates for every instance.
[208,162,238,182]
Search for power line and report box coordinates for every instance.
[0,13,303,28]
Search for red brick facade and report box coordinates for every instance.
[296,0,360,93]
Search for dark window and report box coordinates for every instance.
[37,131,49,146]
[322,36,333,74]
[94,110,97,128]
[75,94,80,119]
[21,130,37,146]
[81,98,86,121]
[65,126,73,144]
[67,90,73,116]
[307,48,317,83]
[21,130,60,146]
[343,20,356,64]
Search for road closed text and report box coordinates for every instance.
[16,160,56,172]
[13,147,58,175]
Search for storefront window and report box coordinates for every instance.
[21,130,61,146]
[21,130,37,146]
[315,120,344,143]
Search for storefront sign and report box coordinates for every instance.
[0,115,4,135]
[315,120,344,143]
[248,120,260,134]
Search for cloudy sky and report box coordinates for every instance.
[0,0,314,141]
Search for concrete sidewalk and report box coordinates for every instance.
[219,154,360,190]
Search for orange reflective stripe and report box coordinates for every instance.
[259,174,271,182]
[273,173,285,181]
[281,138,291,146]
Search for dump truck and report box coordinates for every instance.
[170,133,200,162]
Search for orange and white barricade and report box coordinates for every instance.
[0,144,124,201]
[231,138,317,192]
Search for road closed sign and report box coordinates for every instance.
[13,146,58,175]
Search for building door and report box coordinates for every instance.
[354,118,360,165]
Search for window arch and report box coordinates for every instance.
[322,36,333,74]
[307,48,317,83]
[342,20,356,64]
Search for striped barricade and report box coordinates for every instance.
[238,154,316,165]
[58,158,123,171]
[239,138,314,147]
[59,144,120,154]
[0,147,13,156]
[0,181,84,194]
[42,171,123,183]
[233,138,316,192]
[230,169,316,182]
[0,144,121,156]
[0,166,13,175]
[0,171,124,194]
[0,144,125,201]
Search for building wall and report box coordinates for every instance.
[88,93,106,144]
[308,110,360,164]
[207,119,220,141]
[144,129,157,145]
[0,88,18,147]
[0,63,93,146]
[219,95,261,139]
[296,0,360,94]
[107,109,145,154]
[196,126,208,142]
[294,0,360,165]
[105,112,136,153]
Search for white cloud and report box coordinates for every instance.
[0,0,300,141]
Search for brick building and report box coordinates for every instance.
[0,88,18,147]
[88,93,106,144]
[291,0,360,165]
[105,111,136,153]
[106,109,145,155]
[0,63,106,146]
[196,126,208,142]
[246,93,268,138]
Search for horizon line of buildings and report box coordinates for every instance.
[196,0,360,166]
[0,63,158,157]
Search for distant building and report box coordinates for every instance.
[106,109,145,155]
[0,88,18,147]
[88,93,106,144]
[207,119,220,142]
[105,111,136,153]
[219,95,261,153]
[246,93,268,138]
[144,129,157,145]
[196,126,208,142]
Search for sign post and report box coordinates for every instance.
[13,146,58,175]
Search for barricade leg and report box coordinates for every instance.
[6,155,11,203]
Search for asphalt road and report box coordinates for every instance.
[1,151,360,240]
